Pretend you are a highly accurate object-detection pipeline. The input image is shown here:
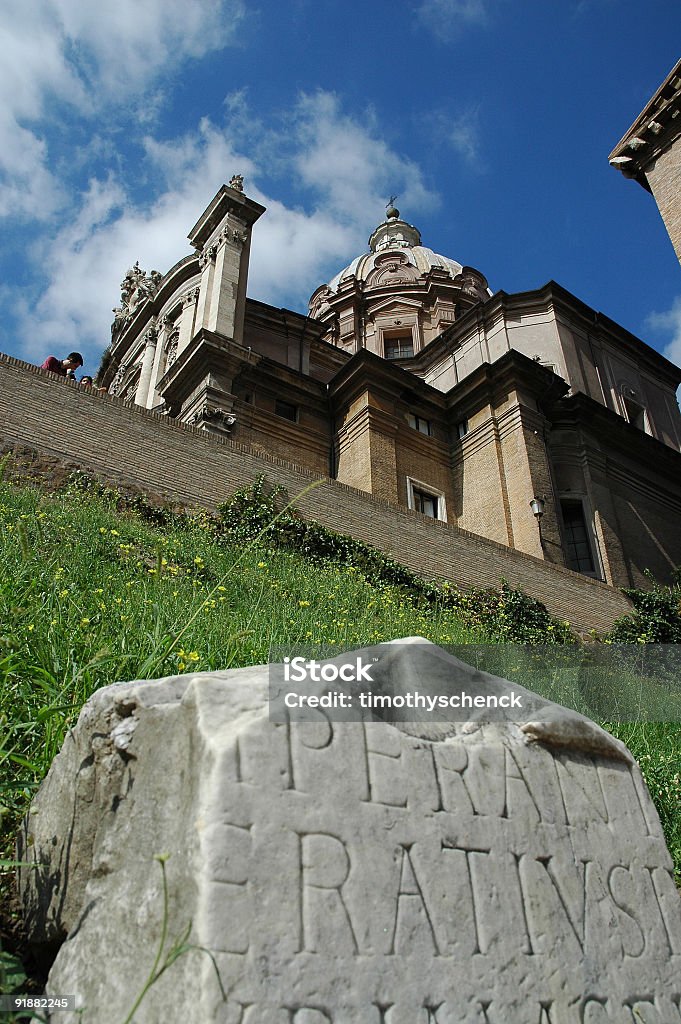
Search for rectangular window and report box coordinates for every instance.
[408,413,432,436]
[413,488,439,518]
[455,419,469,439]
[561,500,596,575]
[407,477,446,521]
[623,396,649,433]
[275,399,298,422]
[384,333,414,360]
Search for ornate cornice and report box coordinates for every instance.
[198,244,217,269]
[609,59,681,189]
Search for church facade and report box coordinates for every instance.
[99,178,681,590]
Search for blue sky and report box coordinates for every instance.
[1,0,680,378]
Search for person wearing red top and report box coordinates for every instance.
[40,352,83,377]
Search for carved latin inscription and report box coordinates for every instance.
[298,832,359,954]
[172,681,681,1021]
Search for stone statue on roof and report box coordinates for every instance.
[111,262,163,337]
[113,260,163,327]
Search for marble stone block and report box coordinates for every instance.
[17,640,681,1023]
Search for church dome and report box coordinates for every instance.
[311,206,491,317]
[308,206,491,357]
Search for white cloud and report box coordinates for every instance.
[416,0,490,39]
[16,95,439,370]
[0,0,244,220]
[647,296,681,367]
[15,176,128,362]
[52,0,244,95]
[436,107,483,167]
[292,92,437,223]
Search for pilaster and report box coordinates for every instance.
[177,288,200,359]
[187,184,265,347]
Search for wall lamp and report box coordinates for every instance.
[530,496,546,547]
[529,496,546,520]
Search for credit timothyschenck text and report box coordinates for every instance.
[283,689,523,712]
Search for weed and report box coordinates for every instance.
[119,855,225,1024]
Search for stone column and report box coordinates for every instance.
[135,325,158,408]
[147,316,170,409]
[187,185,264,346]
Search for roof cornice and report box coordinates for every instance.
[609,59,681,189]
[188,184,266,249]
[550,390,681,477]
[413,281,681,386]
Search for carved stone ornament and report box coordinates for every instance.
[311,288,332,318]
[110,262,163,335]
[455,271,487,301]
[190,407,237,430]
[108,362,128,397]
[218,224,248,249]
[228,173,244,191]
[121,380,139,402]
[199,244,218,269]
[164,332,179,370]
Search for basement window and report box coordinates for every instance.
[408,413,432,436]
[275,399,298,422]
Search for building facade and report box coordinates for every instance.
[609,58,681,265]
[99,178,681,590]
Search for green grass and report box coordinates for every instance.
[607,720,680,872]
[0,480,480,884]
[0,476,679,984]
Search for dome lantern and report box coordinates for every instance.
[368,212,422,254]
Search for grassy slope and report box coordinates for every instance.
[0,481,481,866]
[0,480,679,957]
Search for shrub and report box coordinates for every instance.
[606,568,681,643]
[215,476,574,644]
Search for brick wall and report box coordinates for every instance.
[452,421,512,545]
[646,141,681,265]
[0,354,633,632]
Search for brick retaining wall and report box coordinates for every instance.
[0,354,633,632]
